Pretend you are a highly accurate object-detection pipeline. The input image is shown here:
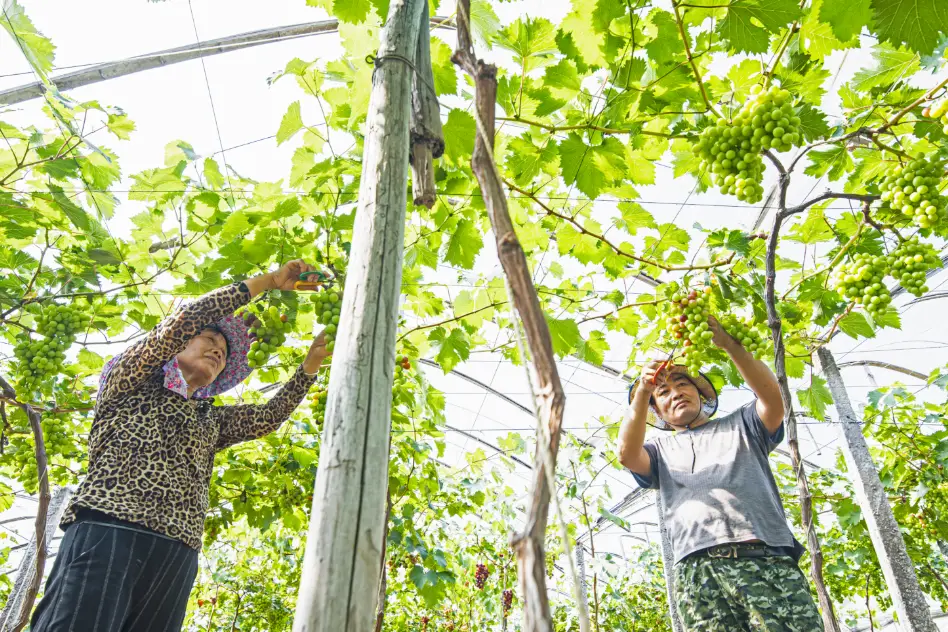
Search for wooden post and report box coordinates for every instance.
[656,495,684,632]
[816,347,938,632]
[409,3,443,209]
[291,1,424,630]
[0,486,74,632]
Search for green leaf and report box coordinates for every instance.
[821,0,872,41]
[470,0,501,47]
[276,101,304,145]
[0,481,12,514]
[429,327,471,373]
[106,113,136,140]
[204,158,225,190]
[870,0,948,54]
[442,110,475,164]
[787,207,835,244]
[838,311,876,339]
[617,202,656,234]
[870,307,901,329]
[87,248,122,265]
[544,314,581,357]
[718,0,801,53]
[0,0,55,81]
[558,134,626,199]
[796,103,831,142]
[442,219,483,269]
[576,330,609,365]
[804,146,855,181]
[430,37,458,96]
[598,506,630,530]
[852,44,920,92]
[797,375,833,420]
[496,17,558,73]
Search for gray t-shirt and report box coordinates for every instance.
[632,401,797,564]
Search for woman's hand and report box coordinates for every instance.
[302,331,331,375]
[270,260,318,291]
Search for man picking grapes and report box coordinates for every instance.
[618,317,823,631]
[31,260,331,632]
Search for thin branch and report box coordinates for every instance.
[397,301,506,342]
[671,2,720,118]
[504,179,736,272]
[782,192,880,219]
[497,117,685,139]
[878,76,948,133]
[577,299,662,323]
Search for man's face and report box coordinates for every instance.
[652,372,702,427]
[176,329,228,389]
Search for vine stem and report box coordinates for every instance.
[671,1,720,118]
[396,301,506,342]
[497,117,685,139]
[764,155,842,632]
[503,179,735,272]
[878,76,948,133]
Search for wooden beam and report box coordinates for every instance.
[817,347,938,632]
[290,2,425,631]
[0,16,454,106]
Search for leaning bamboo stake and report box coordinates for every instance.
[409,3,444,209]
[451,3,583,629]
[816,347,938,632]
[291,2,424,630]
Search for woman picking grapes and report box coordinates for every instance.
[30,260,331,632]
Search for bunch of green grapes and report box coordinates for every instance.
[36,303,84,338]
[244,304,291,369]
[664,287,713,375]
[889,237,942,296]
[718,314,769,360]
[310,385,328,429]
[694,86,803,203]
[832,252,892,315]
[311,282,344,353]
[877,155,946,229]
[924,99,948,135]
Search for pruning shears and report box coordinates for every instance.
[651,341,680,384]
[294,270,332,291]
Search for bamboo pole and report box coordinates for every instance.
[291,2,424,630]
[816,347,938,632]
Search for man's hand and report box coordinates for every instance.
[302,331,331,374]
[640,359,668,391]
[270,260,318,292]
[708,316,737,350]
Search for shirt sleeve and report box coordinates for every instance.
[630,442,660,490]
[740,400,784,454]
[96,283,252,409]
[213,366,317,451]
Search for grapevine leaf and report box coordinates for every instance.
[838,312,876,339]
[617,202,656,235]
[429,327,471,373]
[558,134,626,199]
[852,44,920,92]
[276,101,304,145]
[544,314,582,357]
[869,0,948,54]
[443,219,483,270]
[718,0,800,53]
[820,0,872,41]
[804,146,855,181]
[796,103,831,142]
[430,37,458,96]
[0,481,12,513]
[496,17,558,73]
[106,113,136,141]
[797,375,834,420]
[576,330,609,365]
[0,0,55,81]
[470,0,501,47]
[787,208,835,244]
[870,307,901,329]
[443,110,475,164]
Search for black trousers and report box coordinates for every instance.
[30,511,199,632]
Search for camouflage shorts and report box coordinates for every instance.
[673,555,824,631]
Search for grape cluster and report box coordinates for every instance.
[664,288,713,375]
[36,303,84,337]
[924,99,948,135]
[502,589,514,616]
[718,314,768,360]
[311,283,343,354]
[832,253,893,315]
[474,563,489,590]
[694,86,803,203]
[14,303,84,393]
[420,615,430,631]
[394,355,412,389]
[877,155,946,229]
[310,386,328,429]
[889,237,941,296]
[245,304,291,369]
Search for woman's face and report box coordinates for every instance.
[176,329,228,389]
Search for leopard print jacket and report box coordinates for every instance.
[61,283,316,549]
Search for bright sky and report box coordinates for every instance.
[2,2,948,628]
